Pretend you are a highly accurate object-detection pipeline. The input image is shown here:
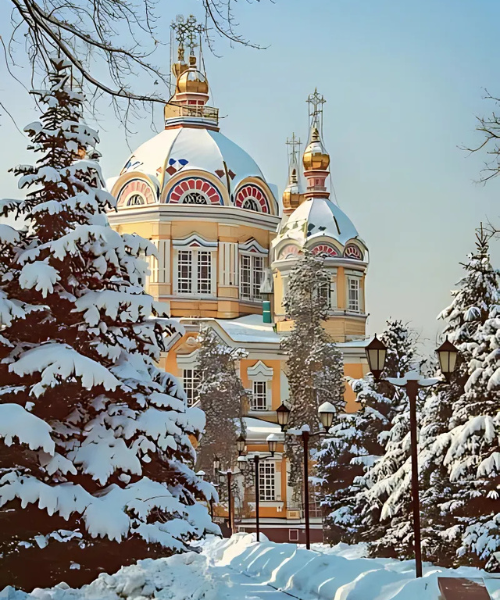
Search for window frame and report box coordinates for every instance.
[251,380,268,411]
[347,276,361,312]
[182,368,201,407]
[239,251,266,302]
[174,246,217,297]
[259,460,276,501]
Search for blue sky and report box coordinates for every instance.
[1,0,499,356]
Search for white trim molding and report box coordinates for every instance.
[239,238,269,256]
[173,233,218,249]
[247,361,273,412]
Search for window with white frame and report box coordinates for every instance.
[318,279,337,310]
[348,277,360,312]
[177,251,193,293]
[259,461,275,501]
[247,361,273,412]
[175,248,215,296]
[240,254,265,301]
[182,369,201,407]
[251,380,268,411]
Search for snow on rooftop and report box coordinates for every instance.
[215,314,280,344]
[274,197,364,250]
[242,417,283,442]
[118,127,269,196]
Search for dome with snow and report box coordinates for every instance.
[273,196,367,261]
[112,127,277,212]
[108,52,278,216]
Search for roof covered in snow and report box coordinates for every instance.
[273,197,367,255]
[242,417,284,443]
[214,314,280,344]
[118,127,272,198]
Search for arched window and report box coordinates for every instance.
[168,178,222,205]
[311,244,338,257]
[344,244,363,260]
[242,198,260,211]
[127,194,145,206]
[182,192,208,204]
[235,185,270,213]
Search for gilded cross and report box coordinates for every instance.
[286,132,301,164]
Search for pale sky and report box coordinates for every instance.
[1,0,499,357]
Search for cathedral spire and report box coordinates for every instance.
[166,15,218,129]
[282,133,304,215]
[302,89,330,199]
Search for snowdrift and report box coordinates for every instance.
[3,534,500,600]
[206,534,500,600]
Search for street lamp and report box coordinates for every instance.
[276,402,334,550]
[365,334,459,578]
[237,433,280,542]
[365,335,387,380]
[236,433,246,456]
[276,402,291,429]
[436,337,459,382]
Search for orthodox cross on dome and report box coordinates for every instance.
[171,14,205,56]
[286,133,301,165]
[306,88,326,130]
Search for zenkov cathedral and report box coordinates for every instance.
[108,16,369,543]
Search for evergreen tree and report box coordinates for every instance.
[195,326,247,476]
[317,319,416,546]
[420,229,500,568]
[281,251,345,499]
[0,60,215,590]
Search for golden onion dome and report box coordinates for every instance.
[282,167,304,209]
[176,56,209,95]
[302,127,330,171]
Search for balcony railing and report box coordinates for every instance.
[164,103,219,125]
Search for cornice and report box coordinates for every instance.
[108,204,281,232]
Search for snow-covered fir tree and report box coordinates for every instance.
[0,60,216,590]
[419,228,500,568]
[281,251,345,499]
[316,319,417,546]
[195,326,247,477]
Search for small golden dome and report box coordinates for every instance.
[302,127,330,171]
[282,167,304,209]
[176,67,209,95]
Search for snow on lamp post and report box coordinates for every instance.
[276,401,336,550]
[365,335,459,578]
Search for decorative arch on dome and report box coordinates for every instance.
[344,244,363,260]
[117,178,156,207]
[235,184,270,214]
[277,243,302,260]
[167,177,223,206]
[311,244,339,258]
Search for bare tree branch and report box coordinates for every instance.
[3,0,267,128]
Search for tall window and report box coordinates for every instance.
[176,250,213,296]
[240,254,264,301]
[182,369,201,407]
[197,251,212,294]
[251,380,268,411]
[318,280,337,310]
[259,461,275,501]
[348,277,360,312]
[178,251,193,294]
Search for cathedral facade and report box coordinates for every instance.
[108,19,369,543]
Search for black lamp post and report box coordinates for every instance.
[276,401,336,550]
[365,334,459,578]
[237,433,278,542]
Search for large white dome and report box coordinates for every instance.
[118,127,274,200]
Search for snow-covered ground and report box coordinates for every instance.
[3,534,500,600]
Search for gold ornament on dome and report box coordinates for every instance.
[176,63,209,95]
[303,127,330,171]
